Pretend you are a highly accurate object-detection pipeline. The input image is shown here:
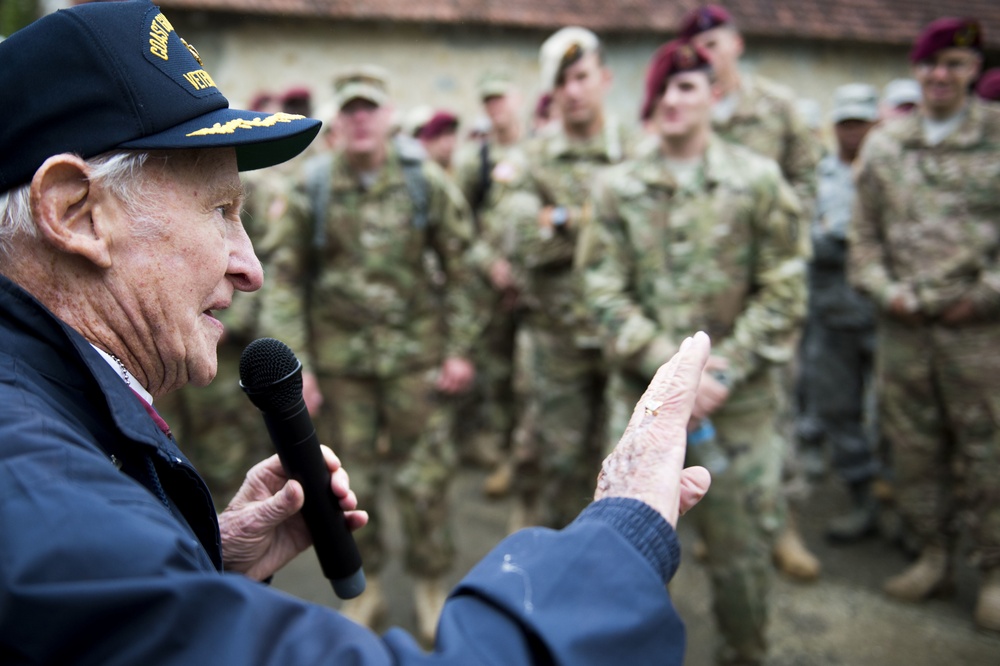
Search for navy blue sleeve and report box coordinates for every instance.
[1,409,684,665]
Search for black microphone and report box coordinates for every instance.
[239,337,365,599]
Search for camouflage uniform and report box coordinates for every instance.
[849,99,1000,571]
[712,72,821,213]
[509,117,633,528]
[581,135,808,663]
[451,140,530,461]
[258,139,481,577]
[801,153,878,485]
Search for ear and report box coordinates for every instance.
[732,32,745,59]
[29,154,113,269]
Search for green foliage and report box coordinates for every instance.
[0,0,40,38]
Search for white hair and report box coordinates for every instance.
[0,151,156,260]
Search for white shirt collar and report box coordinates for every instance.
[91,345,154,406]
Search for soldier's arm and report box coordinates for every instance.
[255,183,314,368]
[580,173,676,379]
[513,145,580,269]
[714,167,808,389]
[424,161,486,359]
[847,139,917,313]
[780,101,822,220]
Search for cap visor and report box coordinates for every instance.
[118,107,321,171]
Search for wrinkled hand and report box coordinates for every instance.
[219,446,368,581]
[595,332,713,527]
[692,355,730,422]
[436,356,475,394]
[302,371,323,417]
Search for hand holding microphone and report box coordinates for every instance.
[237,337,366,599]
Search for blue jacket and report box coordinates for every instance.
[0,274,687,665]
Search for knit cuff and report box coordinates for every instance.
[575,498,681,584]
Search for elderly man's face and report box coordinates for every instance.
[115,148,262,389]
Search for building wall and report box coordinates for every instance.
[171,13,916,148]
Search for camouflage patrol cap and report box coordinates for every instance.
[640,39,713,120]
[830,83,879,123]
[678,4,733,39]
[910,17,982,63]
[539,26,601,91]
[333,65,390,109]
[477,70,515,99]
[881,78,921,109]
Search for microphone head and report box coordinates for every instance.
[239,338,303,412]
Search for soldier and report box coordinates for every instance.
[880,78,923,120]
[508,26,635,530]
[677,4,822,580]
[803,84,881,542]
[848,17,1000,632]
[452,70,528,495]
[581,40,807,665]
[257,65,480,643]
[417,110,460,172]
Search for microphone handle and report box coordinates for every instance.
[261,399,366,599]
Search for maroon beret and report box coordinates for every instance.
[678,4,733,40]
[910,17,982,63]
[977,68,1000,102]
[282,87,312,103]
[641,40,713,120]
[418,111,459,140]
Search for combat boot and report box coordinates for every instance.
[339,576,388,630]
[883,545,951,602]
[772,511,821,582]
[414,576,448,646]
[826,481,879,543]
[974,568,1000,632]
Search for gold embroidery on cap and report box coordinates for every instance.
[149,13,174,61]
[185,112,306,137]
[182,38,204,66]
[183,69,217,91]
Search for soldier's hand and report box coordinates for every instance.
[941,298,976,326]
[596,332,712,527]
[692,355,730,420]
[302,371,323,416]
[219,446,368,581]
[888,292,923,325]
[436,356,475,394]
[489,258,514,291]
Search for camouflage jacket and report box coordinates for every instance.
[713,73,821,215]
[257,141,482,377]
[454,138,533,270]
[580,134,808,389]
[513,116,636,347]
[849,99,1000,319]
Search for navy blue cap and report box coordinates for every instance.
[0,0,321,193]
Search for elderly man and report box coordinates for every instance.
[0,1,717,663]
[849,17,1000,632]
[581,40,807,665]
